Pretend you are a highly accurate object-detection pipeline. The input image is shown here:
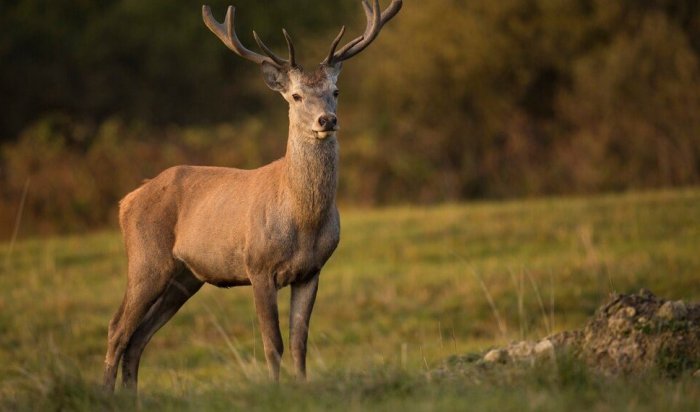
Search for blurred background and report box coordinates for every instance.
[1,0,699,238]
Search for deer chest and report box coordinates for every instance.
[247,212,340,288]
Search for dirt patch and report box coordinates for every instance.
[576,289,700,375]
[438,290,700,377]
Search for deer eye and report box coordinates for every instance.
[292,93,302,102]
[333,90,340,98]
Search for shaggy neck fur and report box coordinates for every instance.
[284,123,338,227]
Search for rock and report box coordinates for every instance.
[580,291,700,375]
[622,306,636,317]
[607,316,631,333]
[547,330,583,349]
[441,290,700,379]
[656,300,688,321]
[507,341,536,359]
[534,339,555,357]
[639,289,655,298]
[483,348,508,363]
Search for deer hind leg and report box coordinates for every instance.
[121,267,203,391]
[103,297,127,391]
[102,255,180,392]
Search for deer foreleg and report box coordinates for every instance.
[289,274,319,380]
[251,276,283,381]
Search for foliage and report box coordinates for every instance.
[0,115,286,236]
[345,0,700,200]
[1,188,699,409]
[0,0,358,137]
[1,0,699,235]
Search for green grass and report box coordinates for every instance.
[1,188,699,410]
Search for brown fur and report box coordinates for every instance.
[103,67,341,392]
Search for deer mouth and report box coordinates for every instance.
[313,128,338,139]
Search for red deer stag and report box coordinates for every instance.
[102,0,402,392]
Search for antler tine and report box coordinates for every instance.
[330,35,365,64]
[202,6,230,47]
[333,0,380,60]
[253,30,289,67]
[202,5,285,67]
[344,0,401,57]
[324,0,402,65]
[325,26,346,65]
[362,0,378,38]
[282,29,296,68]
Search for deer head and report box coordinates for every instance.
[202,0,402,140]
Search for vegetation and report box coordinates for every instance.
[2,0,700,237]
[1,188,699,410]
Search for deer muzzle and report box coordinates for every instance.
[313,114,338,139]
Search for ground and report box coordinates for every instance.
[1,188,699,410]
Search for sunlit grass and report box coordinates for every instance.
[1,188,699,409]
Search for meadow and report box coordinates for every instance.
[1,188,699,410]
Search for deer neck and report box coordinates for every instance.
[283,125,339,226]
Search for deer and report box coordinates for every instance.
[102,0,402,393]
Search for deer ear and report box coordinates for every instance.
[261,61,288,92]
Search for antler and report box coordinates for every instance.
[323,0,403,66]
[202,5,296,68]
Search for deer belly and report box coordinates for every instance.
[173,246,250,288]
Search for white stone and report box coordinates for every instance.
[483,348,508,363]
[534,339,555,357]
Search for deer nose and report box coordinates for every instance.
[317,114,338,130]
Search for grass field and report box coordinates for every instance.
[1,188,699,410]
